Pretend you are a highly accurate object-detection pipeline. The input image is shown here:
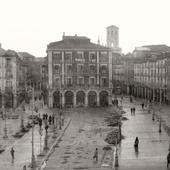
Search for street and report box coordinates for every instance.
[0,97,169,170]
[43,97,170,170]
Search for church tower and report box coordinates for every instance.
[106,25,121,53]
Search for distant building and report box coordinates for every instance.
[133,45,170,103]
[106,25,122,54]
[0,46,22,108]
[47,34,113,108]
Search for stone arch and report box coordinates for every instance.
[53,91,62,108]
[99,91,109,107]
[76,91,85,106]
[65,91,74,106]
[88,91,97,107]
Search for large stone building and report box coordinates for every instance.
[133,45,170,103]
[0,46,23,109]
[47,35,113,108]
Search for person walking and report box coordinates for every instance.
[93,148,98,161]
[23,164,26,170]
[10,147,15,160]
[133,107,136,115]
[134,137,139,148]
[167,151,170,168]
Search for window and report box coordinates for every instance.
[77,64,84,73]
[53,52,61,61]
[89,64,95,73]
[78,77,84,85]
[100,52,108,62]
[100,64,107,74]
[6,58,12,67]
[55,77,60,87]
[66,77,72,86]
[65,52,72,62]
[6,80,12,87]
[66,64,72,74]
[101,77,107,87]
[75,51,85,62]
[6,70,13,79]
[89,52,96,62]
[89,77,95,86]
[54,64,60,74]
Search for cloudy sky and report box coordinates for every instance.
[0,0,170,57]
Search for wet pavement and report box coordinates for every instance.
[43,97,170,170]
[0,102,57,170]
[0,96,170,170]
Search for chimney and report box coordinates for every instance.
[0,43,1,48]
[75,34,77,37]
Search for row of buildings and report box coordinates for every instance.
[1,25,170,109]
[0,45,47,109]
[113,45,170,104]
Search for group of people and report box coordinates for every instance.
[130,107,136,115]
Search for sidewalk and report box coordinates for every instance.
[0,105,61,170]
[117,96,169,170]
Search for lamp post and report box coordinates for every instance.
[30,86,36,169]
[52,113,57,138]
[118,118,122,142]
[115,136,119,167]
[20,105,25,131]
[2,92,8,139]
[44,119,49,150]
[159,115,162,133]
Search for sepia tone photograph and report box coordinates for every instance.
[0,0,170,169]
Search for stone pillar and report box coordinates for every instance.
[85,93,88,106]
[153,88,155,102]
[62,51,64,86]
[97,92,100,106]
[13,93,17,108]
[62,93,65,107]
[97,52,99,86]
[73,93,76,107]
[160,89,162,103]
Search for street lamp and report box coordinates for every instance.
[159,115,162,133]
[118,118,122,142]
[44,119,49,150]
[115,136,119,167]
[52,112,58,138]
[30,86,36,169]
[2,93,8,139]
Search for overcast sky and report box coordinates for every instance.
[0,0,170,57]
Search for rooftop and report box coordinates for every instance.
[47,35,110,50]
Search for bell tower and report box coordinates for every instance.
[106,25,119,48]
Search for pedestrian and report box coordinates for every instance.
[134,137,139,148]
[23,164,26,170]
[10,147,15,160]
[52,115,54,125]
[93,148,98,161]
[133,107,136,115]
[141,103,144,109]
[167,151,170,168]
[49,115,52,125]
[39,118,42,128]
[130,108,133,115]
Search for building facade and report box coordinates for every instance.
[0,47,22,109]
[133,45,170,103]
[47,35,113,108]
